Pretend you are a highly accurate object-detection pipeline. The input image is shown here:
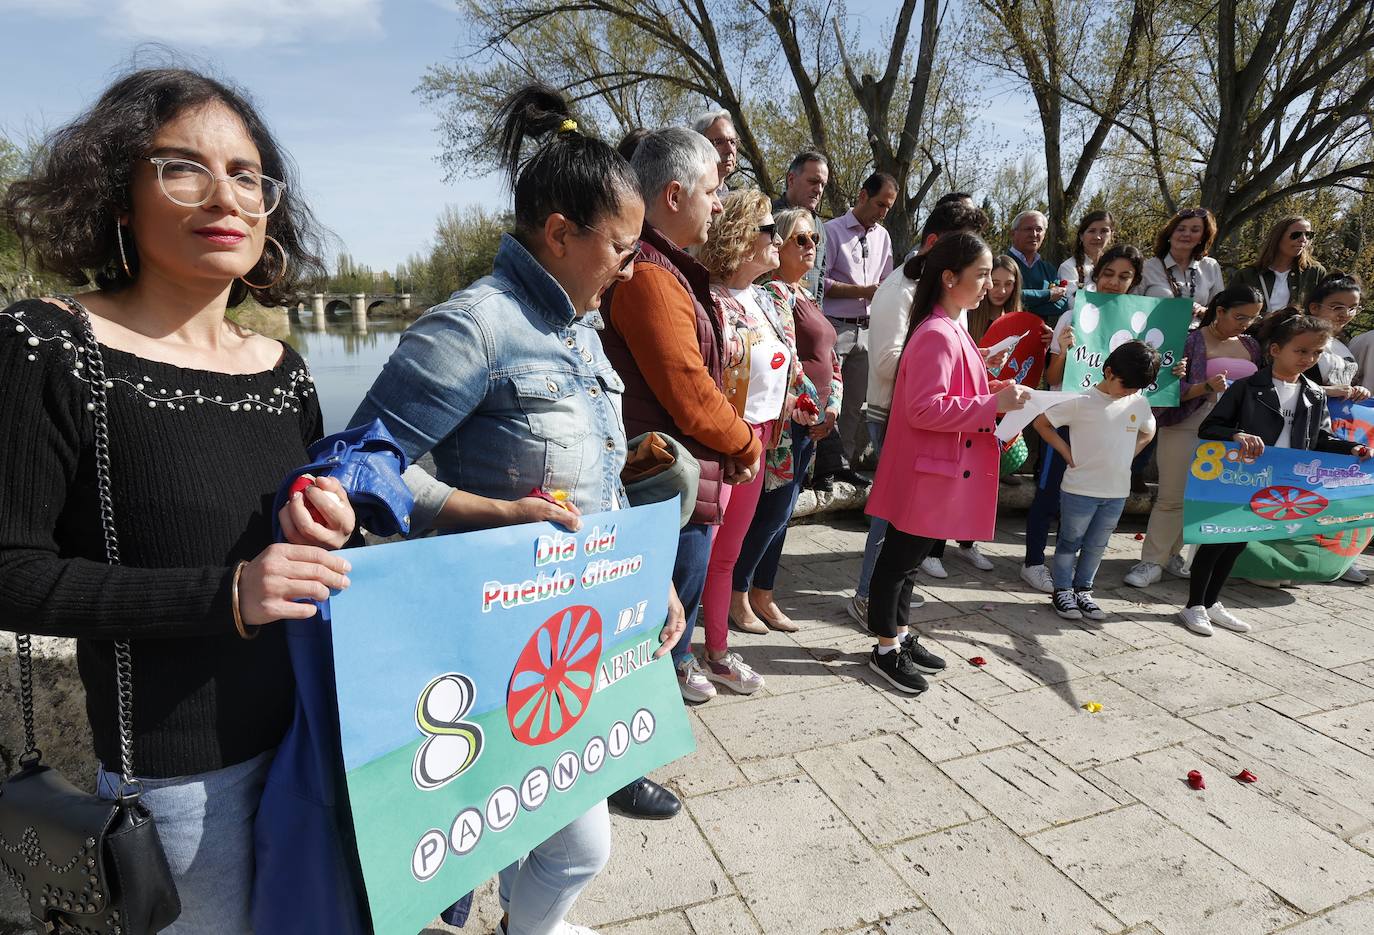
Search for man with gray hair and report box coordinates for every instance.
[693,109,738,195]
[603,127,761,723]
[1008,209,1069,322]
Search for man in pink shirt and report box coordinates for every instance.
[814,172,898,488]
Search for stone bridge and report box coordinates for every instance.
[285,292,414,329]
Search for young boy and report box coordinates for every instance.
[1034,340,1160,620]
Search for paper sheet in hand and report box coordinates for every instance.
[995,390,1079,442]
[984,331,1028,361]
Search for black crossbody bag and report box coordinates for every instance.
[0,297,180,934]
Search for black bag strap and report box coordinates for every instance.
[17,294,139,798]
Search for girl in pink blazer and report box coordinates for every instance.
[865,232,1031,694]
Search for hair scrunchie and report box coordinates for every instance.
[558,118,578,134]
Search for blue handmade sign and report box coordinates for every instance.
[327,499,693,934]
[1184,442,1374,544]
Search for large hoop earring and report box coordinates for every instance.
[115,221,132,278]
[240,234,288,290]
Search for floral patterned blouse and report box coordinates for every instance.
[710,282,822,491]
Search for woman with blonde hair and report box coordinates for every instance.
[728,206,840,633]
[1233,216,1326,314]
[696,190,819,694]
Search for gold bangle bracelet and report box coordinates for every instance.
[231,560,259,640]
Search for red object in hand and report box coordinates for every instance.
[795,395,820,418]
[968,656,987,667]
[288,474,328,524]
[1234,769,1258,784]
[1057,279,1069,288]
[1186,769,1206,790]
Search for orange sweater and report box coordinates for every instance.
[608,264,761,466]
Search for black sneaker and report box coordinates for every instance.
[1074,590,1107,621]
[868,645,929,694]
[900,634,947,673]
[1052,589,1082,620]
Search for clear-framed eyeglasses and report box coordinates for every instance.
[145,157,285,218]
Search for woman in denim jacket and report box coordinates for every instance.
[350,85,684,935]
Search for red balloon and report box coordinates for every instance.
[978,311,1047,387]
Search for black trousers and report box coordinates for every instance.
[930,539,974,558]
[868,526,937,639]
[1187,542,1247,608]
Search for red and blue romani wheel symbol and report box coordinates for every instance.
[1249,485,1329,521]
[507,605,603,746]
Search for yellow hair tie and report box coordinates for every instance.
[558,119,578,134]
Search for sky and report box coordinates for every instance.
[0,0,1039,272]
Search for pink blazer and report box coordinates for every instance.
[866,306,1000,541]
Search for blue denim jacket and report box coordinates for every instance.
[351,234,628,516]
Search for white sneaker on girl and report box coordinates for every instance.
[1178,605,1214,636]
[1206,603,1251,632]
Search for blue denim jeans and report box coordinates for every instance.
[498,799,610,935]
[1024,427,1070,567]
[96,750,274,934]
[1051,491,1126,592]
[856,419,888,599]
[733,424,815,592]
[670,522,714,667]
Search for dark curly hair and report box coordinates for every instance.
[3,67,327,308]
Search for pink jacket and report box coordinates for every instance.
[866,306,1001,541]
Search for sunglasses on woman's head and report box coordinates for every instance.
[1289,230,1316,241]
[791,232,820,247]
[1176,208,1209,219]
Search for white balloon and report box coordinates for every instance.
[1110,329,1132,351]
[1145,327,1165,348]
[1079,303,1100,333]
[1131,311,1148,333]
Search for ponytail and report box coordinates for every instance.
[492,84,639,236]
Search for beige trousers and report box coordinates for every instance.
[1140,403,1212,566]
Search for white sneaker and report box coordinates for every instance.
[704,651,765,694]
[1206,602,1252,632]
[1125,561,1162,588]
[1165,553,1191,578]
[1020,563,1054,594]
[1178,605,1214,636]
[1246,578,1286,589]
[955,544,995,571]
[921,557,949,578]
[676,656,717,702]
[1342,565,1369,584]
[847,594,869,628]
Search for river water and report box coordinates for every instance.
[281,316,407,434]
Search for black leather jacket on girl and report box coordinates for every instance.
[1198,366,1360,454]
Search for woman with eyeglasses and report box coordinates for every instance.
[1140,207,1224,317]
[726,207,840,634]
[1233,216,1326,315]
[0,68,354,931]
[695,191,820,687]
[351,84,688,934]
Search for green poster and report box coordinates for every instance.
[1060,291,1192,405]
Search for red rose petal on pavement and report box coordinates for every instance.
[968,656,987,667]
[1234,769,1258,783]
[1186,769,1206,790]
[1134,532,1145,540]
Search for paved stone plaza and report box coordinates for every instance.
[432,509,1374,935]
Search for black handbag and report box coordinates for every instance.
[0,297,181,934]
